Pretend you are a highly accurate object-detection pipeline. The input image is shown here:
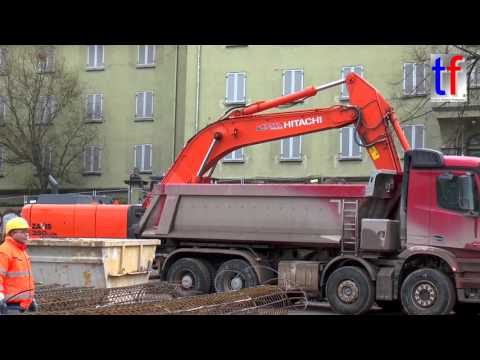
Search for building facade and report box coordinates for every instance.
[0,45,478,203]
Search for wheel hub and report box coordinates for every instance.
[337,280,359,304]
[181,274,194,289]
[230,276,244,291]
[413,282,437,308]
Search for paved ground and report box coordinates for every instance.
[288,301,404,315]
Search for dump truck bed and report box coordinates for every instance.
[142,183,368,247]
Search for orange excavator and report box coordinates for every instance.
[22,73,410,240]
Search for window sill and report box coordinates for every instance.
[83,172,102,176]
[85,119,104,124]
[222,159,245,163]
[136,64,156,69]
[86,66,105,72]
[280,158,303,162]
[134,117,154,122]
[225,101,246,106]
[338,157,362,161]
[139,170,153,174]
[402,93,428,98]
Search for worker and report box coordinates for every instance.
[0,217,37,315]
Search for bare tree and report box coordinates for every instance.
[0,46,97,192]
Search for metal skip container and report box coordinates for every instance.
[27,238,161,288]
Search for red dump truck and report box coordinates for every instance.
[23,73,480,315]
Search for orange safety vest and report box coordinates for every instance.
[0,236,35,309]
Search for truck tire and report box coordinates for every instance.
[400,268,456,315]
[326,266,375,315]
[214,259,259,292]
[166,258,212,295]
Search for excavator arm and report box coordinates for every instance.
[161,73,410,185]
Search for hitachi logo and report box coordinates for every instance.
[283,116,322,128]
[256,116,323,132]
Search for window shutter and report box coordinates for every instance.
[234,148,243,160]
[146,92,153,117]
[294,70,303,93]
[281,138,290,158]
[402,126,413,149]
[352,128,361,158]
[341,67,352,98]
[134,145,142,170]
[98,46,104,66]
[93,147,100,172]
[283,70,293,95]
[136,92,144,117]
[340,128,350,158]
[144,144,152,171]
[415,63,426,95]
[147,45,155,64]
[139,45,146,65]
[404,63,414,95]
[226,73,235,103]
[95,94,102,118]
[88,46,95,67]
[414,126,425,149]
[292,136,301,159]
[233,73,246,103]
[87,95,94,118]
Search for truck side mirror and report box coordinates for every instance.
[458,174,475,212]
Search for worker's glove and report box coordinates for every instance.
[28,299,38,312]
[0,294,7,315]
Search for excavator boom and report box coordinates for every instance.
[160,73,409,186]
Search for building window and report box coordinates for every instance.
[283,69,304,96]
[340,66,364,100]
[83,145,102,174]
[223,148,244,162]
[467,133,480,157]
[37,47,55,73]
[137,45,156,67]
[468,60,480,89]
[0,48,7,73]
[339,127,362,160]
[134,144,152,173]
[402,125,425,149]
[0,96,5,126]
[403,63,428,96]
[86,45,104,70]
[135,91,154,120]
[36,96,56,125]
[280,136,302,161]
[86,94,103,122]
[225,72,246,105]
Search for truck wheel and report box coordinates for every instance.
[214,259,259,292]
[326,266,375,315]
[400,268,455,315]
[166,258,212,295]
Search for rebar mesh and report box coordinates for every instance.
[36,281,183,313]
[35,284,307,315]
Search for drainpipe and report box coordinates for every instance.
[195,45,202,133]
[172,45,179,165]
